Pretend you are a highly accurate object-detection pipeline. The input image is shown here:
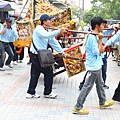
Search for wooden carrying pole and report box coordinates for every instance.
[49,27,89,34]
[31,0,35,20]
[53,53,85,62]
[16,0,29,21]
[49,27,117,38]
[60,37,85,40]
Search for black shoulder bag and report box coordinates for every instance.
[32,42,55,68]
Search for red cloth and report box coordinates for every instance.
[83,53,86,59]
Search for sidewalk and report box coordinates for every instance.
[0,54,120,120]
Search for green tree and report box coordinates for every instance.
[83,11,94,23]
[90,0,120,20]
[72,8,83,20]
[79,20,86,27]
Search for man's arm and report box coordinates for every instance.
[98,39,103,55]
[103,30,120,51]
[98,33,104,55]
[36,26,67,39]
[49,37,64,54]
[0,23,6,35]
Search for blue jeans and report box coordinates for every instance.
[2,42,14,65]
[0,43,6,67]
[102,54,107,84]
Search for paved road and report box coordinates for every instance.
[0,52,120,120]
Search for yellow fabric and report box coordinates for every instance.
[13,40,32,48]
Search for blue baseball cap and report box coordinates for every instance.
[6,17,13,22]
[40,14,54,21]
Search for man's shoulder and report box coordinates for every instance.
[87,33,97,41]
[0,24,4,30]
[11,26,17,31]
[34,25,43,32]
[36,25,42,29]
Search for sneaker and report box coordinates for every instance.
[44,92,57,99]
[26,93,40,99]
[19,60,22,63]
[13,61,17,65]
[112,59,116,61]
[0,67,5,71]
[118,62,120,66]
[5,64,13,68]
[100,100,115,109]
[103,85,109,89]
[72,107,89,115]
[27,61,31,65]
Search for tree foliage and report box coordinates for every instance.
[83,11,94,23]
[72,8,83,18]
[79,20,86,27]
[90,0,120,20]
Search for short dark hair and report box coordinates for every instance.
[91,16,104,30]
[103,20,107,24]
[41,20,44,25]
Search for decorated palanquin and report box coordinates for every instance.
[63,43,86,78]
[13,0,72,48]
[14,0,85,77]
[53,42,86,78]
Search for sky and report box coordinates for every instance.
[76,0,92,10]
[60,0,92,10]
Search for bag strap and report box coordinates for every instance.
[32,27,50,51]
[32,40,50,52]
[32,42,38,51]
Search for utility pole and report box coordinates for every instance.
[80,0,84,20]
[78,0,83,20]
[82,0,84,11]
[79,0,80,9]
[65,0,68,4]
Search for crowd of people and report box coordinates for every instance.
[0,14,120,115]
